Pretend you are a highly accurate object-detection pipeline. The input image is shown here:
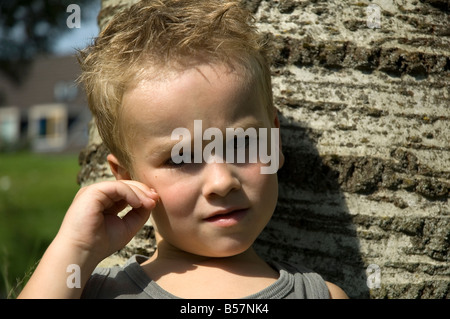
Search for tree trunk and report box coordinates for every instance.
[78,0,450,299]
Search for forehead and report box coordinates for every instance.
[121,64,269,137]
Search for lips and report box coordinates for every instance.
[203,207,248,227]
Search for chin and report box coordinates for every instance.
[195,238,255,258]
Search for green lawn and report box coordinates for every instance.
[0,152,81,298]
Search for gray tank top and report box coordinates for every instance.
[81,255,330,299]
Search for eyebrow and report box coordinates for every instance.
[148,140,180,158]
[146,118,268,158]
[229,118,267,130]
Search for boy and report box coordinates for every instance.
[19,0,347,299]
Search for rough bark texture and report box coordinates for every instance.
[78,0,450,299]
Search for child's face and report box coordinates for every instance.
[114,63,282,258]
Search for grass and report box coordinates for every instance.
[0,151,81,298]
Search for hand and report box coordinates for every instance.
[56,180,158,263]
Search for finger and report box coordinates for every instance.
[118,182,160,237]
[102,199,129,216]
[95,181,144,212]
[87,181,156,221]
[118,184,156,238]
[120,180,159,202]
[119,181,158,211]
[120,204,152,238]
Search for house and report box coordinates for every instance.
[0,54,90,152]
[0,106,20,146]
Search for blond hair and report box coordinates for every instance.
[78,0,273,170]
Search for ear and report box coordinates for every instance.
[273,109,285,169]
[107,154,132,180]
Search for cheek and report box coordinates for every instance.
[152,177,198,219]
[244,165,279,204]
[244,163,275,185]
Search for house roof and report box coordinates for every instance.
[0,54,86,117]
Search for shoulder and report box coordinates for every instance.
[273,261,330,299]
[325,281,349,299]
[82,255,151,299]
[274,261,349,299]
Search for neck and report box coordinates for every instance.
[147,239,263,267]
[141,239,279,298]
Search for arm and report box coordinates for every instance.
[18,180,158,299]
[326,281,349,299]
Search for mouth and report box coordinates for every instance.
[203,208,248,227]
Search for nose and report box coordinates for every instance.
[202,162,241,198]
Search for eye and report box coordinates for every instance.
[164,157,185,167]
[163,150,193,168]
[231,136,251,149]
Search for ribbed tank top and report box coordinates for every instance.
[81,255,330,299]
